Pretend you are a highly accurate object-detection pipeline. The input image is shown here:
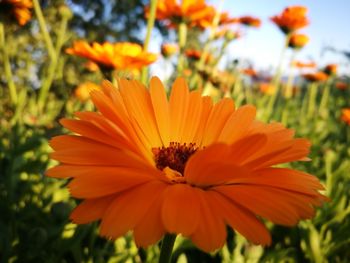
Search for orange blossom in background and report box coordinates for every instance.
[66,41,157,71]
[271,6,309,34]
[0,0,33,25]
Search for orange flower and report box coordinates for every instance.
[237,16,261,28]
[153,0,215,29]
[161,43,178,58]
[292,61,316,69]
[242,68,258,78]
[47,77,326,252]
[74,82,101,101]
[66,41,157,70]
[324,64,337,76]
[341,108,350,125]
[302,72,329,82]
[288,34,309,49]
[0,0,33,26]
[335,82,348,90]
[271,6,309,34]
[259,83,275,95]
[185,49,213,63]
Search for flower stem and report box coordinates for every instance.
[284,50,298,98]
[176,22,187,75]
[141,0,158,84]
[307,82,318,119]
[0,22,18,105]
[158,234,177,263]
[33,0,56,61]
[319,77,332,116]
[264,33,291,121]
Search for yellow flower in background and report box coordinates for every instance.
[0,0,33,26]
[259,82,275,95]
[271,6,309,34]
[66,41,157,71]
[74,82,101,101]
[288,34,309,49]
[48,77,326,252]
[161,43,178,58]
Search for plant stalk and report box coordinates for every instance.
[141,0,158,84]
[158,234,177,263]
[0,23,18,105]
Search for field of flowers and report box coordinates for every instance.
[1,0,349,262]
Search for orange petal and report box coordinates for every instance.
[185,143,231,184]
[180,91,203,143]
[207,190,271,245]
[201,98,235,146]
[50,136,149,168]
[70,195,116,224]
[218,105,256,144]
[161,184,200,236]
[216,185,315,226]
[169,77,190,142]
[67,168,157,198]
[134,189,166,247]
[119,79,162,148]
[100,181,168,238]
[150,77,170,146]
[190,188,227,252]
[192,96,213,145]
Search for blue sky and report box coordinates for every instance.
[220,0,350,74]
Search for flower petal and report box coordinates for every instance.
[162,184,200,236]
[100,181,168,238]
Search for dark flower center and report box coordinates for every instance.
[152,142,198,175]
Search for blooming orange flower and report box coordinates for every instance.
[242,68,258,78]
[0,0,33,25]
[47,77,326,252]
[324,64,337,76]
[185,49,213,63]
[271,6,309,34]
[74,82,101,101]
[335,82,348,90]
[341,108,350,125]
[258,83,275,95]
[237,16,261,28]
[66,41,157,71]
[288,34,309,49]
[292,61,316,69]
[302,72,329,82]
[161,43,178,58]
[153,0,215,29]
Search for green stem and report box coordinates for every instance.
[37,9,69,111]
[33,0,56,61]
[141,0,158,84]
[264,33,291,121]
[197,0,225,67]
[285,50,298,98]
[0,23,18,105]
[158,234,177,263]
[176,22,187,75]
[307,82,318,119]
[319,78,332,116]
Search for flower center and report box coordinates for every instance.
[152,142,198,175]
